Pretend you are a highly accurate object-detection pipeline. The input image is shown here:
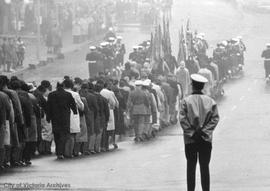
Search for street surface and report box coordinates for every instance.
[1,0,270,190]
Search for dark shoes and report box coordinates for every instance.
[24,161,32,166]
[57,155,64,160]
[113,144,118,149]
[11,162,22,167]
[90,150,96,154]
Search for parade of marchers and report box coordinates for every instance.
[0,24,246,166]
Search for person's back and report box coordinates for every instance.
[180,74,219,191]
[181,94,218,143]
[128,87,149,116]
[0,91,10,129]
[262,48,270,59]
[47,87,77,133]
[86,51,101,62]
[261,45,270,78]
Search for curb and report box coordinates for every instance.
[5,34,105,79]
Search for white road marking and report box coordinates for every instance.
[231,105,237,111]
[240,96,245,101]
[160,154,171,158]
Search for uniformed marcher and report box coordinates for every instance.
[129,46,138,62]
[261,43,270,79]
[180,74,220,191]
[115,36,126,66]
[86,46,103,78]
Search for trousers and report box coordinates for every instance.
[185,139,212,191]
[53,132,68,156]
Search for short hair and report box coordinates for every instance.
[0,75,9,86]
[88,82,94,90]
[41,80,51,89]
[21,83,30,92]
[191,81,205,91]
[81,82,89,89]
[37,85,46,93]
[9,80,22,90]
[74,77,83,85]
[62,79,74,89]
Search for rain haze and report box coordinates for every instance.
[0,0,270,190]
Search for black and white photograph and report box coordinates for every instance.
[0,0,269,190]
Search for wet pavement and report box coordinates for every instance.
[1,0,270,190]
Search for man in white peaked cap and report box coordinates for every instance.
[180,74,220,191]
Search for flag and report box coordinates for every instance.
[186,18,193,57]
[162,15,172,56]
[177,25,186,63]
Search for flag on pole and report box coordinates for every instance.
[186,18,193,57]
[177,25,186,63]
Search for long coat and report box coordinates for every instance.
[75,97,88,142]
[175,67,190,96]
[65,89,84,134]
[79,89,98,136]
[0,92,11,149]
[25,93,38,142]
[47,88,77,134]
[2,88,23,146]
[17,90,33,142]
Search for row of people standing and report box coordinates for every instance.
[0,37,25,72]
[0,76,46,170]
[47,77,128,160]
[0,74,130,172]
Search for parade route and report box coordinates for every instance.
[1,0,270,190]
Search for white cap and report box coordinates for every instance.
[266,43,270,47]
[142,79,151,86]
[135,80,143,86]
[191,74,208,83]
[231,38,239,42]
[100,42,108,47]
[138,46,143,49]
[116,36,123,40]
[133,46,138,50]
[89,46,96,50]
[221,41,228,46]
[108,37,115,41]
[196,35,202,40]
[109,27,113,31]
[199,33,205,38]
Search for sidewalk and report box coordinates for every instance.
[3,30,103,78]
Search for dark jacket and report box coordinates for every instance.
[2,87,24,126]
[2,88,23,146]
[0,92,11,128]
[17,90,33,128]
[79,89,98,119]
[47,87,77,133]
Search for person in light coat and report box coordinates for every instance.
[63,79,84,158]
[175,61,190,97]
[100,80,119,151]
[180,74,219,191]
